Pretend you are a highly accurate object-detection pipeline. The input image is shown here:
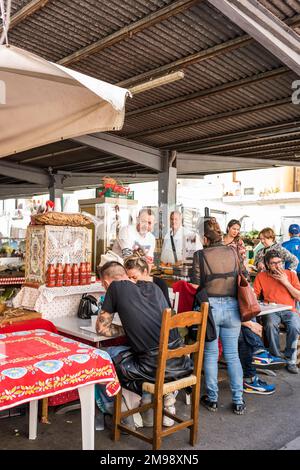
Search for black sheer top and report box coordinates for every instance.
[191,245,238,297]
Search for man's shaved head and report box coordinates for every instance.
[99,261,127,281]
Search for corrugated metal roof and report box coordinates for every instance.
[1,0,300,189]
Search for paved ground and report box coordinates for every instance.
[0,368,299,451]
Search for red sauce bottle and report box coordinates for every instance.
[46,263,56,288]
[72,263,79,286]
[86,261,91,285]
[55,262,64,287]
[64,263,72,286]
[79,262,87,285]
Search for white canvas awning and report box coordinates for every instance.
[0,45,130,157]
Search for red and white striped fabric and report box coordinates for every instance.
[0,277,24,285]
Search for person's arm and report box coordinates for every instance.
[270,268,300,301]
[242,320,263,337]
[279,246,299,272]
[117,226,133,258]
[190,250,201,287]
[96,310,124,337]
[254,249,265,271]
[96,282,125,336]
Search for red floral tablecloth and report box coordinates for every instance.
[0,329,120,411]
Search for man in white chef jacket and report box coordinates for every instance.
[161,211,202,264]
[112,208,156,263]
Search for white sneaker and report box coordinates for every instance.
[163,405,176,427]
[163,392,176,407]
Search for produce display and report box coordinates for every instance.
[0,238,25,276]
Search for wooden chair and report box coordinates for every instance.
[112,303,208,450]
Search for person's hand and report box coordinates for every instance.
[257,262,265,272]
[242,321,263,336]
[270,267,289,286]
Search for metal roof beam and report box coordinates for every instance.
[127,97,291,139]
[117,15,300,88]
[0,185,48,199]
[58,0,201,67]
[72,134,163,172]
[208,0,300,75]
[0,0,50,34]
[183,131,300,153]
[0,161,50,185]
[177,153,300,173]
[168,121,300,151]
[127,67,290,118]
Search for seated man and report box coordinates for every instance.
[95,261,193,426]
[239,320,285,395]
[253,249,300,374]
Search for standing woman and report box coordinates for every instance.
[223,219,248,279]
[191,218,245,415]
[254,227,298,272]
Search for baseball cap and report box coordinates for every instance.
[288,223,300,235]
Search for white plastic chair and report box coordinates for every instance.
[168,288,179,313]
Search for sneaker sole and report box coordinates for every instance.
[233,409,246,415]
[201,404,218,412]
[252,361,286,370]
[243,388,275,395]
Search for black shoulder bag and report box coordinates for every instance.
[189,250,217,342]
[77,294,98,319]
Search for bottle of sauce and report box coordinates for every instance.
[86,261,91,285]
[79,262,87,285]
[46,263,56,288]
[55,262,63,287]
[72,263,79,286]
[64,263,72,286]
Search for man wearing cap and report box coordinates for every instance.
[282,224,300,281]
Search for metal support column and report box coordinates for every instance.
[48,173,64,211]
[158,151,177,239]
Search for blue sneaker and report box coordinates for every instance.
[252,351,286,369]
[243,376,275,395]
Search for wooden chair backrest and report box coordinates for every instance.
[154,304,209,397]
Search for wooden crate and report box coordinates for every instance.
[25,225,92,285]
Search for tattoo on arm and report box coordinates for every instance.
[96,311,124,337]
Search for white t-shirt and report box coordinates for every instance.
[112,224,156,261]
[161,226,202,264]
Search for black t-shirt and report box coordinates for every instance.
[102,280,179,353]
[153,276,171,307]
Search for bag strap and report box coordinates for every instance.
[170,232,178,263]
[198,250,206,288]
[229,245,242,276]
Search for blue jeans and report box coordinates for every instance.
[262,310,300,364]
[238,326,264,379]
[204,297,243,404]
[95,345,131,414]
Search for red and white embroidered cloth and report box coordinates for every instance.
[0,329,120,411]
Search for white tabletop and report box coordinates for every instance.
[53,316,110,344]
[256,303,293,316]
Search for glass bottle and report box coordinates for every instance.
[46,263,56,288]
[79,262,87,285]
[72,263,79,286]
[64,263,72,287]
[55,262,63,287]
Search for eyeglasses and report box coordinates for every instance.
[269,261,282,266]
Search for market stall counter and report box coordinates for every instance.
[13,282,105,319]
